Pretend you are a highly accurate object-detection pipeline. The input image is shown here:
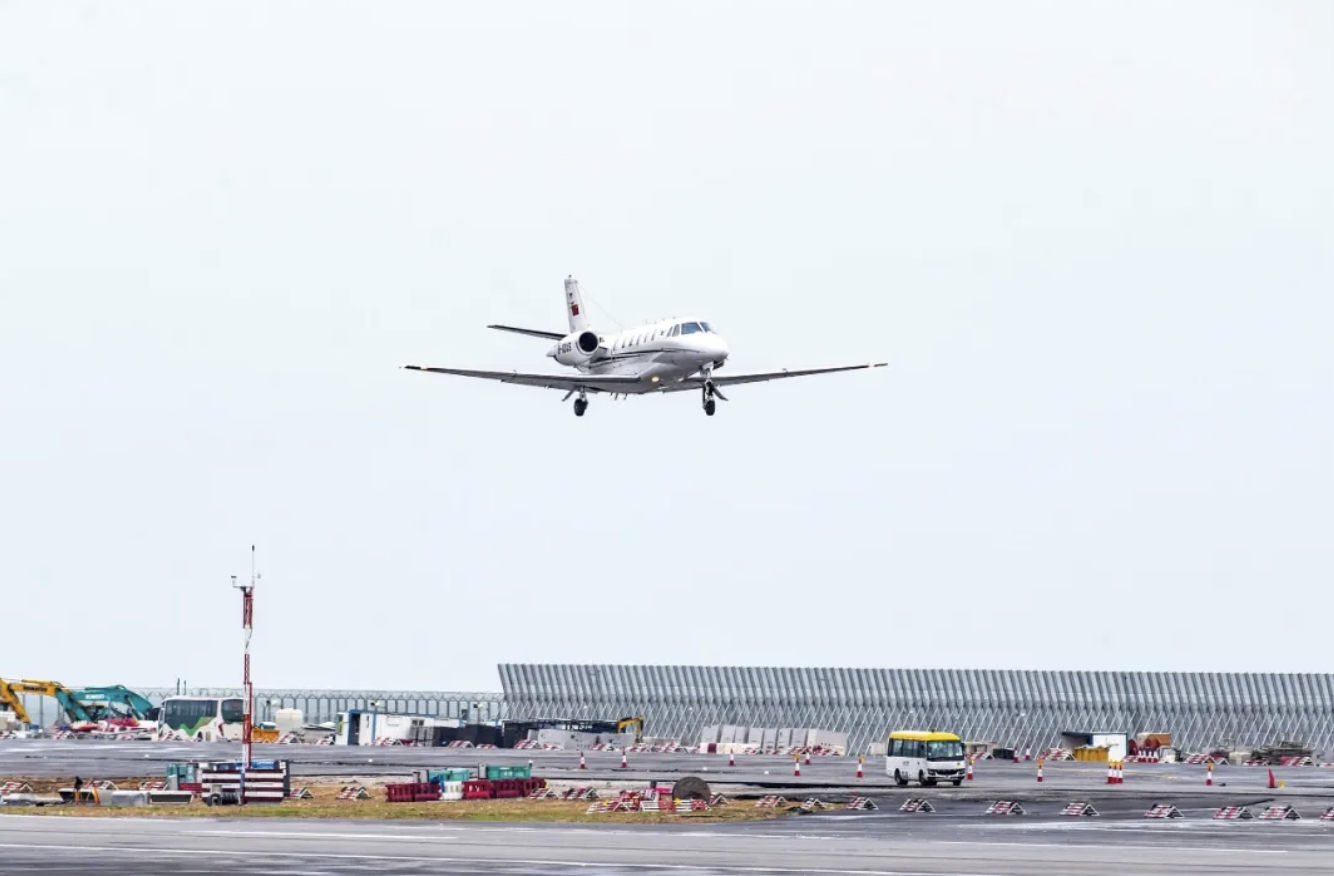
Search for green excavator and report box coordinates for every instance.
[67,685,160,722]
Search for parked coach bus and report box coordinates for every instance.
[885,730,967,786]
[159,695,244,741]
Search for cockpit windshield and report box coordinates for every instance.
[678,322,712,335]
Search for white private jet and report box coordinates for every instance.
[403,276,886,417]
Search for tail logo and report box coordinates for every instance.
[570,302,580,316]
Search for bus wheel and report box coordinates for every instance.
[918,771,927,786]
[952,778,963,787]
[894,770,907,787]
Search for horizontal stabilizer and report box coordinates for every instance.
[487,324,565,341]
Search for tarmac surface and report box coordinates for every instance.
[4,807,1334,875]
[6,739,1334,873]
[5,738,1334,801]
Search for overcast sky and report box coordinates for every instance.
[2,1,1330,694]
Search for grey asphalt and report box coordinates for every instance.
[7,736,1334,810]
[5,738,1334,803]
[3,807,1334,875]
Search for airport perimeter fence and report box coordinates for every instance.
[498,663,1334,756]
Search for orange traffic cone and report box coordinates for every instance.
[621,750,628,769]
[579,751,586,770]
[1206,762,1213,787]
[1036,758,1044,783]
[1268,769,1276,790]
[966,756,974,781]
[794,756,801,777]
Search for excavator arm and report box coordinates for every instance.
[69,685,160,722]
[0,681,33,725]
[616,716,645,743]
[3,679,94,725]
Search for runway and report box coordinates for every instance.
[3,809,1334,875]
[6,739,1334,794]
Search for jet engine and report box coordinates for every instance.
[549,330,605,366]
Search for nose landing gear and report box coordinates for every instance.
[700,364,725,417]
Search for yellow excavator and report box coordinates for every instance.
[0,679,95,727]
[617,716,645,743]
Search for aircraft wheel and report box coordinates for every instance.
[573,399,588,417]
[704,399,716,416]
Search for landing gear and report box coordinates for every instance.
[573,394,588,417]
[701,367,722,417]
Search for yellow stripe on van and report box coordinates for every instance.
[887,731,961,742]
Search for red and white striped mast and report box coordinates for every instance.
[232,546,259,802]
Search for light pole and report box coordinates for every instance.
[232,546,259,804]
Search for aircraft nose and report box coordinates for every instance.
[713,335,730,361]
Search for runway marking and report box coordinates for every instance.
[194,830,458,842]
[0,843,1008,876]
[934,841,1286,854]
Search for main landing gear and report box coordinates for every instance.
[573,394,588,417]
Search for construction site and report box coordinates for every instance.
[6,666,1334,876]
[6,664,1334,765]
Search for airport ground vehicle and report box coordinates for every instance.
[885,730,967,787]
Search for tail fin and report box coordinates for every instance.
[565,275,590,333]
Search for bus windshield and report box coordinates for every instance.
[926,740,965,761]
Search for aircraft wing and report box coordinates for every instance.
[486,324,565,341]
[402,364,644,394]
[659,362,887,392]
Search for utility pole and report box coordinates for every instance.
[232,546,259,804]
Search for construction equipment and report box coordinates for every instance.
[617,716,645,743]
[0,679,95,726]
[1248,741,1316,765]
[68,686,160,723]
